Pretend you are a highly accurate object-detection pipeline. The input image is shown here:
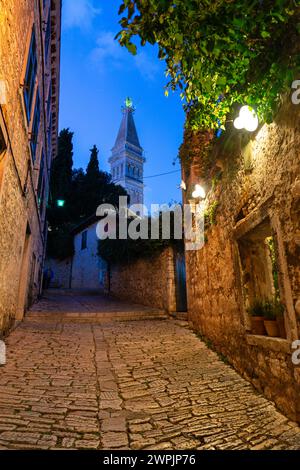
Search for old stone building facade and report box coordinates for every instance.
[182,97,300,421]
[46,217,107,290]
[0,0,61,333]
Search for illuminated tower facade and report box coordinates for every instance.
[109,98,145,206]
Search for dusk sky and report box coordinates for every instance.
[59,0,185,207]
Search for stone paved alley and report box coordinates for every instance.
[1,292,300,450]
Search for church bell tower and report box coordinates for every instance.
[109,98,145,206]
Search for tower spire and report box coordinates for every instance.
[113,97,141,152]
[109,99,145,206]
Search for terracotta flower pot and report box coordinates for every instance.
[250,316,266,335]
[277,317,286,339]
[264,320,279,337]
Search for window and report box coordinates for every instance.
[23,28,38,122]
[37,151,45,211]
[44,10,51,61]
[238,218,286,338]
[30,91,40,162]
[81,231,88,250]
[43,218,48,242]
[47,114,52,157]
[39,177,45,216]
[46,83,52,119]
[0,124,6,157]
[0,122,7,191]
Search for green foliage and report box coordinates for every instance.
[196,332,230,365]
[266,236,280,300]
[263,299,284,320]
[98,235,172,266]
[204,201,219,226]
[50,128,74,205]
[211,172,222,191]
[46,225,75,260]
[47,131,128,260]
[247,300,266,317]
[77,145,127,219]
[117,0,300,130]
[98,212,184,265]
[248,299,284,319]
[202,200,219,244]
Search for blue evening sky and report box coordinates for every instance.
[59,0,185,207]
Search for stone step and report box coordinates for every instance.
[170,311,188,321]
[43,288,105,296]
[26,311,168,323]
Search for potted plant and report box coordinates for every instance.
[263,300,279,337]
[248,301,266,335]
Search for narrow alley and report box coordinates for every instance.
[0,292,300,450]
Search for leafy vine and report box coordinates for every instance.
[117,0,300,131]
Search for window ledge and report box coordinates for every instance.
[246,334,290,353]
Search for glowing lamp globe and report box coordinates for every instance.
[192,184,206,199]
[234,105,258,132]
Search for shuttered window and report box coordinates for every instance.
[23,28,38,122]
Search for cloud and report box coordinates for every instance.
[63,0,101,30]
[91,31,159,81]
[134,52,159,81]
[91,32,124,67]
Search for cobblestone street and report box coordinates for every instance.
[1,293,300,450]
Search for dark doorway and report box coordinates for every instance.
[175,251,187,312]
[17,223,31,320]
[27,252,36,308]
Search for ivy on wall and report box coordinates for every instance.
[98,213,184,265]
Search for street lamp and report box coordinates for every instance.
[192,184,206,199]
[234,105,259,132]
[56,199,65,208]
[179,180,186,191]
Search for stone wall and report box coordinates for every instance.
[183,98,300,422]
[45,257,72,289]
[110,247,177,313]
[0,0,61,333]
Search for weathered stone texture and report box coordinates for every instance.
[1,293,300,450]
[110,247,177,313]
[45,257,72,289]
[0,0,61,333]
[183,99,300,422]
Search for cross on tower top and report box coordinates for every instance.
[125,97,133,109]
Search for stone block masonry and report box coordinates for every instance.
[182,98,300,422]
[0,0,61,333]
[110,247,177,314]
[1,297,300,450]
